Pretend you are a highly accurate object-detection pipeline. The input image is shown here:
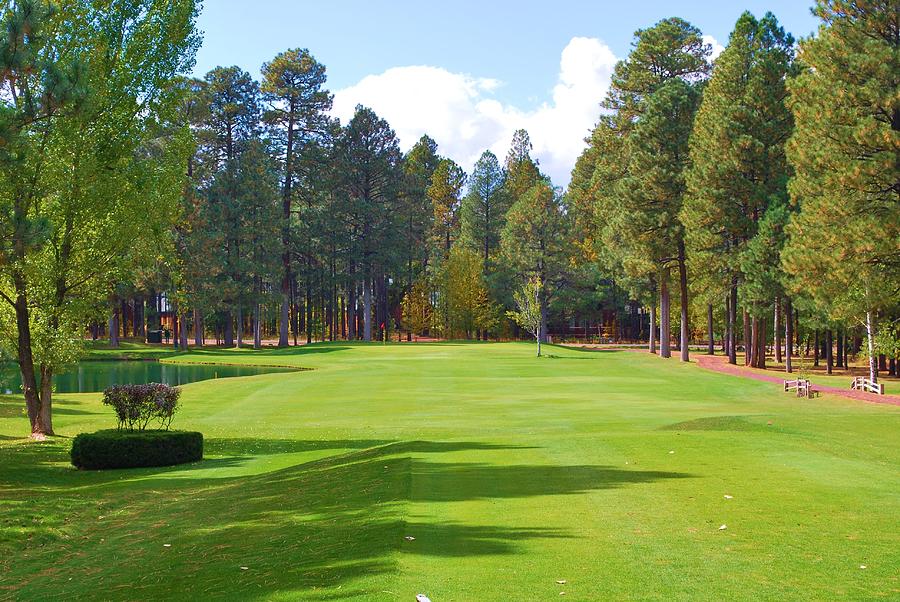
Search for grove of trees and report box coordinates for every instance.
[571,1,898,384]
[1,0,897,437]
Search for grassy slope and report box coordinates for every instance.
[1,342,898,601]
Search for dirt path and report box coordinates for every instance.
[694,353,900,407]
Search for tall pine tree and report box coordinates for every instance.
[782,0,899,382]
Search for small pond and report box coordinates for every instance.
[0,361,296,394]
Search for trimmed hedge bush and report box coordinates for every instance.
[71,429,203,470]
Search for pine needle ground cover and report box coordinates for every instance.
[1,343,897,600]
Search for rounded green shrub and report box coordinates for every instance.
[71,429,203,470]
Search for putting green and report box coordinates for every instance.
[1,342,898,600]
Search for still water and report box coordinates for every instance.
[0,361,295,394]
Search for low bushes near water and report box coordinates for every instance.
[71,383,203,469]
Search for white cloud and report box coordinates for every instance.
[330,37,618,187]
[703,35,725,61]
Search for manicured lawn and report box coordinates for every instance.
[1,342,898,600]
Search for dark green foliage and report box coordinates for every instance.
[459,150,508,268]
[683,12,795,291]
[102,383,181,431]
[602,17,710,120]
[70,429,203,470]
[400,135,440,287]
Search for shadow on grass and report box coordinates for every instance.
[662,415,776,432]
[0,438,691,599]
[1,398,100,419]
[0,400,24,418]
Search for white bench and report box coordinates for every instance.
[784,379,816,398]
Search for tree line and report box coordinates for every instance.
[569,1,898,383]
[166,66,570,349]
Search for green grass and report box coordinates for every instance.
[1,342,898,600]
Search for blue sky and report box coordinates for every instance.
[193,1,820,184]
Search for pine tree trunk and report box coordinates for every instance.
[254,302,262,350]
[363,271,372,342]
[194,308,203,346]
[279,292,290,347]
[826,329,833,374]
[179,311,188,349]
[660,267,671,359]
[743,308,753,366]
[785,298,793,373]
[291,276,299,346]
[234,303,244,349]
[814,330,820,366]
[109,308,120,348]
[134,299,142,338]
[224,310,234,347]
[756,315,767,369]
[677,243,689,362]
[121,300,129,340]
[173,310,180,350]
[774,298,781,363]
[728,283,738,365]
[348,284,357,340]
[707,304,714,355]
[836,330,843,368]
[725,295,732,360]
[306,279,313,345]
[649,299,657,355]
[750,315,759,368]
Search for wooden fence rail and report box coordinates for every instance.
[851,376,884,395]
